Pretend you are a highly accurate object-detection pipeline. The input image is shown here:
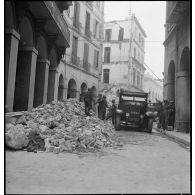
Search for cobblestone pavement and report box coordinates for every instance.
[6,129,190,194]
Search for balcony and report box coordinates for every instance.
[85,28,92,39]
[166,1,190,24]
[44,2,70,46]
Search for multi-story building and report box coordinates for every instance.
[62,1,104,99]
[5,1,72,112]
[102,14,146,91]
[143,73,163,103]
[163,1,190,132]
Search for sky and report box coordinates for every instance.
[104,1,166,79]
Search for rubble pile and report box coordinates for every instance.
[6,99,122,153]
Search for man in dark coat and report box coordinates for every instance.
[84,88,93,116]
[95,94,103,119]
[99,95,108,120]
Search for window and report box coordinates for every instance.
[83,43,89,68]
[134,48,136,58]
[99,24,102,39]
[105,29,112,42]
[71,36,78,64]
[73,2,80,28]
[133,69,136,85]
[104,47,111,63]
[118,27,124,41]
[94,50,99,68]
[138,52,140,62]
[137,73,140,87]
[85,11,91,37]
[93,19,98,38]
[103,69,110,84]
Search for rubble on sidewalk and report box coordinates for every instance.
[6,99,122,153]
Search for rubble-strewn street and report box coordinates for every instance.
[6,99,122,153]
[6,129,190,194]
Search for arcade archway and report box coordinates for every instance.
[67,79,77,98]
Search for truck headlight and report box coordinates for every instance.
[126,113,130,117]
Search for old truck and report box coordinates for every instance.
[114,90,157,133]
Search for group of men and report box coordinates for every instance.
[83,88,117,124]
[157,100,175,131]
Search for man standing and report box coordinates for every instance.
[100,95,108,120]
[84,88,93,116]
[95,94,103,118]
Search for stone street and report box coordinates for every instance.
[6,129,190,194]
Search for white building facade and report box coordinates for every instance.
[59,1,104,99]
[143,73,163,103]
[102,14,146,91]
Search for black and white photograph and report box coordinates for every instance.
[5,1,191,194]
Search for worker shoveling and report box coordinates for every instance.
[6,98,122,154]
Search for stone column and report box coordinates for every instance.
[14,46,38,111]
[47,67,59,103]
[5,28,20,112]
[33,59,50,107]
[175,71,190,132]
[64,83,68,100]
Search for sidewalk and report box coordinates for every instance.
[153,124,190,147]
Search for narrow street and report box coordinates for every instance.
[6,129,190,194]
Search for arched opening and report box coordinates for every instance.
[14,16,36,111]
[167,60,175,101]
[176,47,190,132]
[67,79,77,98]
[58,74,64,101]
[34,35,49,107]
[80,82,87,102]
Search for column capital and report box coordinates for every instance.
[6,28,20,40]
[19,46,38,55]
[37,59,50,66]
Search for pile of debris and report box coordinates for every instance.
[6,99,122,153]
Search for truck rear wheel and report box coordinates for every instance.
[147,118,153,133]
[115,115,121,131]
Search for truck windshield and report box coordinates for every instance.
[121,96,146,102]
